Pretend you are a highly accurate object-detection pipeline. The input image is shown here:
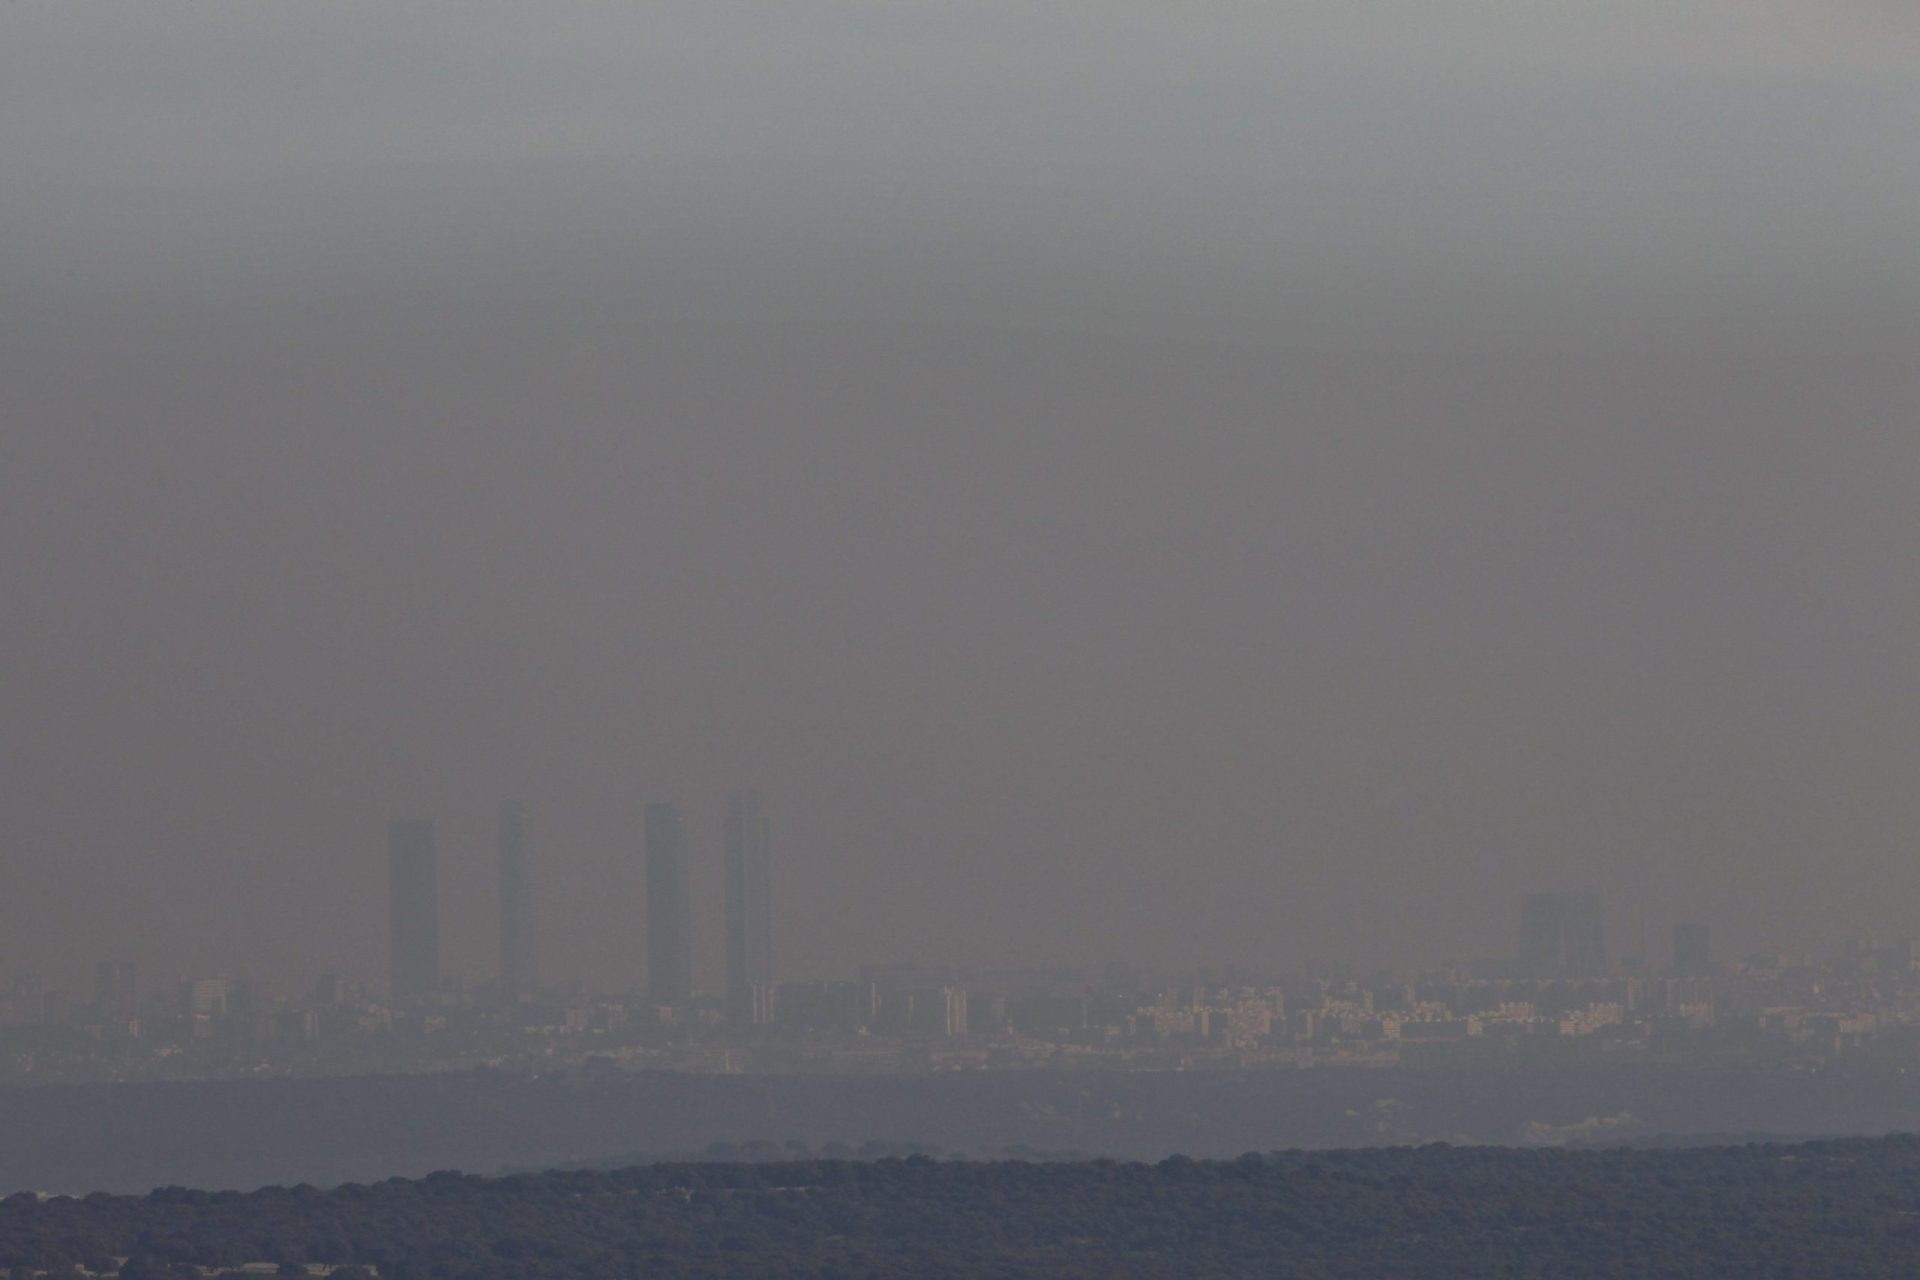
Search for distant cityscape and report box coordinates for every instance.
[384,793,775,1016]
[5,796,1920,1084]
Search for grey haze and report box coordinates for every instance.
[2,2,1918,993]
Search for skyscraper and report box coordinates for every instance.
[724,789,773,1022]
[94,960,137,1015]
[1672,921,1711,976]
[1518,892,1607,979]
[388,819,440,1003]
[498,800,539,1000]
[644,802,693,1008]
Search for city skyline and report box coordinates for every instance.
[365,791,1753,1005]
[379,796,770,1004]
[383,792,1724,1003]
[0,778,1814,1001]
[0,777,1811,998]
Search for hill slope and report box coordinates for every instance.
[8,1138,1920,1277]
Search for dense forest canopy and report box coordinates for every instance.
[7,1138,1920,1277]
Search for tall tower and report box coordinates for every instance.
[644,802,693,1008]
[724,789,773,1021]
[94,960,138,1016]
[387,819,440,1003]
[1518,892,1606,979]
[1672,921,1711,976]
[498,800,539,1000]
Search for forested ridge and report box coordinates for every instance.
[13,1065,1920,1194]
[10,1138,1920,1278]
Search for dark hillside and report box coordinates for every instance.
[9,1138,1920,1277]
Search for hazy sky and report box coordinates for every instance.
[4,2,1919,995]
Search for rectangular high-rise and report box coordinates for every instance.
[644,802,693,1008]
[1672,921,1711,976]
[94,960,137,1015]
[498,800,539,1000]
[388,819,440,1003]
[724,789,773,1021]
[1518,892,1606,979]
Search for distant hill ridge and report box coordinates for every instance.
[8,1061,1920,1194]
[10,1137,1920,1277]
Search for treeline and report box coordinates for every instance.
[520,1138,1104,1173]
[10,1138,1920,1277]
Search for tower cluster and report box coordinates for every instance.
[384,792,772,1013]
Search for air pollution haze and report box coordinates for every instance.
[3,2,1919,998]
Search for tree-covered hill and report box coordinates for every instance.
[9,1138,1920,1277]
[14,1063,1920,1194]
